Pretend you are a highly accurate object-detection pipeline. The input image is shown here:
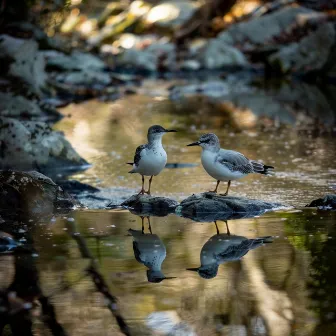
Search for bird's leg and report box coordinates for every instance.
[221,180,231,196]
[146,176,153,195]
[210,180,220,193]
[138,175,145,195]
[225,220,230,236]
[141,216,145,233]
[214,221,219,235]
[147,216,152,234]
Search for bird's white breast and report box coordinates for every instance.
[137,145,167,176]
[201,150,244,181]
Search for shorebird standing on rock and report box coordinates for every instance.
[127,125,176,195]
[187,133,274,195]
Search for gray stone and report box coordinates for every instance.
[176,193,285,222]
[0,92,62,121]
[145,1,198,30]
[117,42,176,71]
[306,194,336,210]
[46,51,106,72]
[0,35,48,95]
[0,117,87,170]
[219,6,325,46]
[268,22,336,75]
[109,194,179,216]
[55,70,111,86]
[199,39,248,69]
[0,170,78,220]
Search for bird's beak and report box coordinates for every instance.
[187,141,200,146]
[165,129,177,133]
[186,267,199,272]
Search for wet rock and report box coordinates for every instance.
[116,42,176,72]
[306,195,336,210]
[0,92,62,121]
[145,1,198,30]
[0,35,48,95]
[0,117,88,170]
[0,171,78,220]
[55,70,111,87]
[218,7,325,47]
[177,193,285,222]
[198,39,248,69]
[109,194,179,216]
[46,51,106,72]
[268,22,336,75]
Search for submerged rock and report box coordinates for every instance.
[306,195,336,210]
[0,170,78,220]
[177,193,285,222]
[109,194,179,216]
[0,117,88,170]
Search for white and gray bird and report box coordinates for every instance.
[127,125,176,195]
[187,133,274,195]
[187,222,273,279]
[128,218,175,283]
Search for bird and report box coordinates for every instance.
[187,221,273,279]
[128,217,175,283]
[127,125,177,195]
[187,133,274,195]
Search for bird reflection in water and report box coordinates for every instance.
[128,216,176,283]
[187,221,273,279]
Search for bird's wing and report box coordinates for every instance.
[132,241,144,263]
[133,144,147,167]
[216,149,254,174]
[216,239,253,262]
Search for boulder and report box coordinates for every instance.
[116,42,176,72]
[0,117,88,170]
[45,51,106,72]
[145,1,198,30]
[268,22,336,75]
[0,170,78,220]
[218,6,325,47]
[0,35,48,95]
[198,39,248,69]
[306,195,336,210]
[108,194,179,216]
[0,92,62,121]
[176,193,285,222]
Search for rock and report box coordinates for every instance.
[109,194,179,216]
[45,51,106,72]
[145,1,198,30]
[116,42,176,71]
[0,92,62,121]
[180,60,201,71]
[55,70,111,87]
[306,195,336,210]
[218,6,325,47]
[268,22,336,75]
[58,180,99,194]
[0,117,88,170]
[0,35,48,95]
[176,193,285,222]
[198,39,248,69]
[0,170,78,220]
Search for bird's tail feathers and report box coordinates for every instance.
[251,161,274,176]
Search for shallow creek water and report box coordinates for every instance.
[2,79,336,335]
